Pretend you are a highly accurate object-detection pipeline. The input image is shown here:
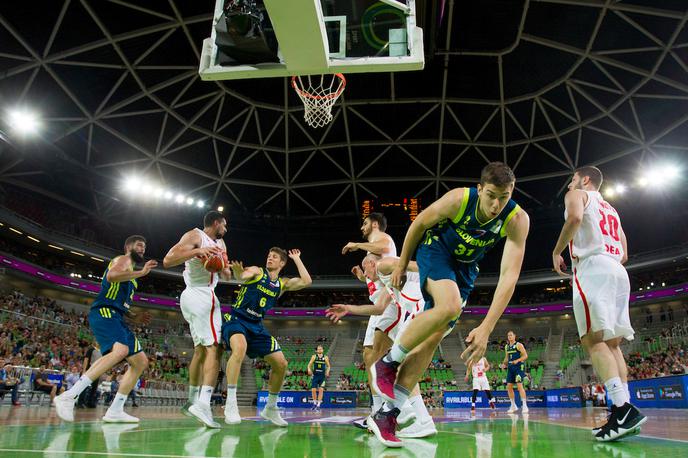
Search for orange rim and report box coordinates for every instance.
[291,74,346,100]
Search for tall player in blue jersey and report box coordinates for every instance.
[369,162,530,447]
[502,330,529,413]
[222,247,312,426]
[53,235,157,423]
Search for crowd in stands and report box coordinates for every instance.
[0,291,192,407]
[627,345,688,380]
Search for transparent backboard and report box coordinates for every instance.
[199,0,424,80]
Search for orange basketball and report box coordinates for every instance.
[202,254,226,273]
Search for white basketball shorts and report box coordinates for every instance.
[179,286,222,347]
[572,255,634,341]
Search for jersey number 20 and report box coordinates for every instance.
[598,210,620,242]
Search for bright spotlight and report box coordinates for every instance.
[615,184,626,194]
[217,206,224,212]
[175,194,185,203]
[604,187,616,198]
[637,177,648,187]
[124,177,140,193]
[153,188,164,198]
[662,166,680,180]
[8,109,40,135]
[186,197,194,205]
[164,191,173,200]
[196,200,205,208]
[142,183,152,194]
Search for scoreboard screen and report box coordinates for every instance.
[361,198,421,224]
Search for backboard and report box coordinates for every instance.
[199,0,424,80]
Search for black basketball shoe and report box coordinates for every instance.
[595,403,647,442]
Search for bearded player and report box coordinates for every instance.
[553,166,645,441]
[342,213,397,425]
[163,211,231,428]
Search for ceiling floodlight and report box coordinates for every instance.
[186,197,194,205]
[175,194,185,203]
[196,200,205,208]
[8,109,40,135]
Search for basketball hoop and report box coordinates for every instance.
[291,74,346,128]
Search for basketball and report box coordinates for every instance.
[202,253,227,273]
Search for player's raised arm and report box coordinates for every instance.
[282,249,313,291]
[552,189,587,276]
[106,256,157,283]
[462,210,530,366]
[325,356,331,377]
[163,230,220,268]
[391,188,465,288]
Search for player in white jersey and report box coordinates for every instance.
[328,256,437,438]
[553,166,645,441]
[163,211,231,428]
[465,357,496,413]
[342,213,397,420]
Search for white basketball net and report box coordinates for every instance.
[292,74,346,128]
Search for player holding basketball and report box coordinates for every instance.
[222,248,312,426]
[370,162,530,447]
[163,211,231,428]
[465,356,496,413]
[502,330,528,413]
[307,345,330,411]
[54,235,157,423]
[553,166,645,441]
[342,213,397,425]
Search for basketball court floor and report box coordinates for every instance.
[1,406,686,457]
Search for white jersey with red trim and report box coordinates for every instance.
[182,228,223,288]
[366,278,386,304]
[565,190,624,265]
[472,357,488,379]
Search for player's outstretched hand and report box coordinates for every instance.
[230,260,244,277]
[288,249,302,260]
[552,253,570,277]
[325,304,349,323]
[461,325,490,368]
[341,242,359,255]
[141,259,158,275]
[391,263,405,289]
[464,376,469,383]
[307,369,313,376]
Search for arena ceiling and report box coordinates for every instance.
[0,0,687,224]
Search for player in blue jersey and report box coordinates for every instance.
[369,162,530,447]
[53,235,158,423]
[307,345,330,411]
[222,247,312,426]
[502,330,529,413]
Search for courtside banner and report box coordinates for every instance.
[257,391,357,408]
[545,387,585,408]
[443,390,546,408]
[629,374,688,409]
